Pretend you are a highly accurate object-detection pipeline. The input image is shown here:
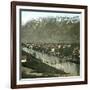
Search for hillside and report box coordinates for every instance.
[21,16,80,44]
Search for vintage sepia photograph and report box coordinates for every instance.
[11,1,87,88]
[20,10,80,78]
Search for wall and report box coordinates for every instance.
[0,0,89,90]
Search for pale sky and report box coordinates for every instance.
[21,11,80,25]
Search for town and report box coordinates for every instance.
[21,42,80,78]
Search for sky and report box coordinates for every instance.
[21,10,81,25]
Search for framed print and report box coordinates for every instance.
[11,1,88,89]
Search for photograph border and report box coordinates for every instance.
[11,1,88,89]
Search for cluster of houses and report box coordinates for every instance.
[21,43,80,75]
[22,43,80,60]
